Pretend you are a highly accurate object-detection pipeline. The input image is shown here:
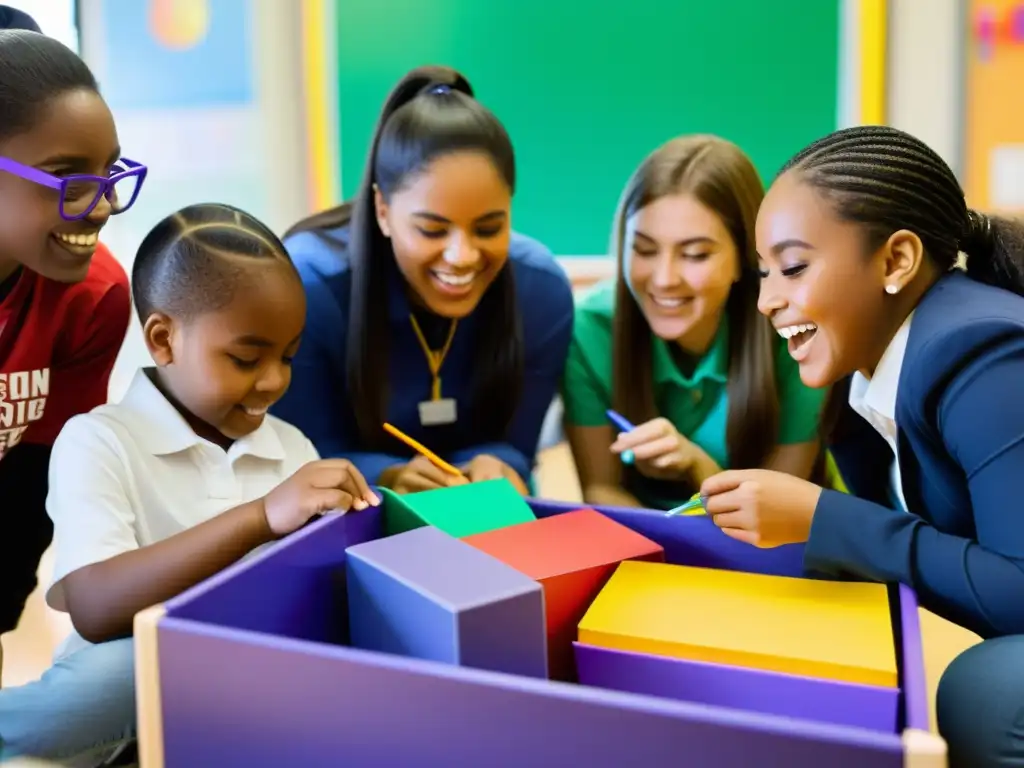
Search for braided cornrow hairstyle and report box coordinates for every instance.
[782,124,1024,294]
[780,126,1024,456]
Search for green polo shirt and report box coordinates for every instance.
[562,280,827,509]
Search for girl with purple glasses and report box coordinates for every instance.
[0,19,144,735]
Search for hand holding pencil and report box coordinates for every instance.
[383,423,469,494]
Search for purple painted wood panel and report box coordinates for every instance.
[156,618,904,768]
[164,509,382,644]
[574,642,899,732]
[897,583,930,731]
[152,498,927,766]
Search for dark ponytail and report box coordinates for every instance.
[781,124,1024,297]
[282,67,474,241]
[960,209,1024,292]
[284,66,522,450]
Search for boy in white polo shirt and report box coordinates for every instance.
[0,203,380,765]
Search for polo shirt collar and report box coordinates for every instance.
[119,368,286,461]
[652,317,729,387]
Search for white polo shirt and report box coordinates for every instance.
[847,313,913,512]
[46,368,320,660]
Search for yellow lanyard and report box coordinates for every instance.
[409,314,458,401]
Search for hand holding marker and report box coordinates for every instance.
[662,492,708,517]
[605,409,637,465]
[605,409,706,516]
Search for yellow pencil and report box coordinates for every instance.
[383,422,464,478]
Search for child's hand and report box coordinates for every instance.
[390,456,468,494]
[461,454,529,495]
[262,459,380,536]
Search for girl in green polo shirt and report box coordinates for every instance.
[562,135,828,510]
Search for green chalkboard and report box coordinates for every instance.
[335,0,839,256]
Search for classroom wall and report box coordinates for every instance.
[886,0,964,175]
[962,0,1024,212]
[75,0,311,400]
[27,1,966,397]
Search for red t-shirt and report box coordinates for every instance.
[0,243,130,460]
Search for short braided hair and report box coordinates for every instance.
[782,125,1024,295]
[132,203,298,322]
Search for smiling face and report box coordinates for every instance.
[0,88,120,283]
[755,171,906,387]
[625,193,739,354]
[146,261,306,446]
[374,151,512,318]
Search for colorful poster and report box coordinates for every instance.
[964,1,1024,211]
[80,0,268,400]
[97,0,253,110]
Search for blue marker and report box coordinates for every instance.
[663,493,709,517]
[605,409,636,465]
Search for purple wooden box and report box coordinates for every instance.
[134,499,941,768]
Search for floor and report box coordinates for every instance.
[1,442,981,735]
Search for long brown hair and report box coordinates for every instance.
[610,135,778,470]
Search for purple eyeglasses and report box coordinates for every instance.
[0,156,147,221]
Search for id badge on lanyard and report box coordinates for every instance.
[411,314,458,426]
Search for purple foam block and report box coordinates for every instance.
[530,499,805,576]
[346,525,548,678]
[165,508,383,644]
[156,618,905,768]
[574,642,899,733]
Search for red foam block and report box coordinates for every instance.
[462,508,664,681]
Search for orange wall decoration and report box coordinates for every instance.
[964,0,1024,212]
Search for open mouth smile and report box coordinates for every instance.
[776,322,818,361]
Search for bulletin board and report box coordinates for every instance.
[333,0,841,256]
[964,0,1024,212]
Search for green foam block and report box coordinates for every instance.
[380,478,537,538]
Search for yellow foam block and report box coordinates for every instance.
[577,561,897,688]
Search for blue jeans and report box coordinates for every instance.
[0,638,135,766]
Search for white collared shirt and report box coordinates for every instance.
[46,368,320,660]
[847,314,913,511]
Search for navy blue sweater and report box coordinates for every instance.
[272,225,574,485]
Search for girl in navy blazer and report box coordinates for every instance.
[700,125,1024,767]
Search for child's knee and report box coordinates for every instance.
[0,638,136,760]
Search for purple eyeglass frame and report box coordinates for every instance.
[0,156,148,221]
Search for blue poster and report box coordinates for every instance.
[99,0,253,110]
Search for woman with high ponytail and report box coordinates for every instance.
[695,124,1024,766]
[274,66,572,495]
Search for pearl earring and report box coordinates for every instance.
[885,284,899,295]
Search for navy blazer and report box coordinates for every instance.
[809,272,1024,639]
